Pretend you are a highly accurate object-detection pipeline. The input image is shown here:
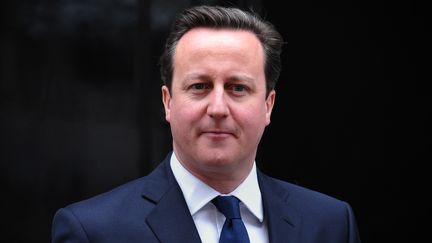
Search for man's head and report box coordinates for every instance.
[160,5,283,97]
[160,5,283,192]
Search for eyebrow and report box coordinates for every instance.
[183,72,255,83]
[227,74,255,84]
[183,73,211,82]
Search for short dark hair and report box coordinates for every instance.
[159,5,284,97]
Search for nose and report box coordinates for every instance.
[207,86,229,119]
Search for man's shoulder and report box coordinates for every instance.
[260,173,349,210]
[62,176,148,219]
[62,158,173,219]
[259,174,361,242]
[260,173,356,229]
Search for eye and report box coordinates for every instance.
[188,82,212,96]
[191,83,209,90]
[227,84,249,95]
[232,85,246,92]
[190,83,212,91]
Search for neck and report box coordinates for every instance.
[189,163,253,194]
[172,149,255,194]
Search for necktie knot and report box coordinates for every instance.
[212,196,242,220]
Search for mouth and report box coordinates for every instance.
[201,130,234,139]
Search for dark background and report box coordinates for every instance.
[1,0,429,242]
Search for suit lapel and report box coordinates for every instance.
[141,154,302,243]
[141,154,201,243]
[258,171,302,243]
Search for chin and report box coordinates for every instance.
[201,153,230,164]
[199,152,239,169]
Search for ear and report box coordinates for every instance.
[161,85,172,122]
[265,90,276,126]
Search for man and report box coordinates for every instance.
[52,5,361,243]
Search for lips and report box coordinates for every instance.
[201,129,236,138]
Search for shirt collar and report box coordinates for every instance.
[229,163,264,222]
[170,152,264,222]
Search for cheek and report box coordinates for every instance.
[237,104,268,132]
[170,101,201,127]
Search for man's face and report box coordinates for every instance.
[162,27,275,182]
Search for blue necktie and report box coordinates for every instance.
[212,196,250,243]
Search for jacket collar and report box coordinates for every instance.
[258,170,302,243]
[141,152,202,242]
[140,152,301,243]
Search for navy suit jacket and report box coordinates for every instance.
[52,152,361,242]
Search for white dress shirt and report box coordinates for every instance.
[170,152,269,243]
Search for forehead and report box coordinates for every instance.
[180,27,260,44]
[173,27,265,73]
[175,27,262,57]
